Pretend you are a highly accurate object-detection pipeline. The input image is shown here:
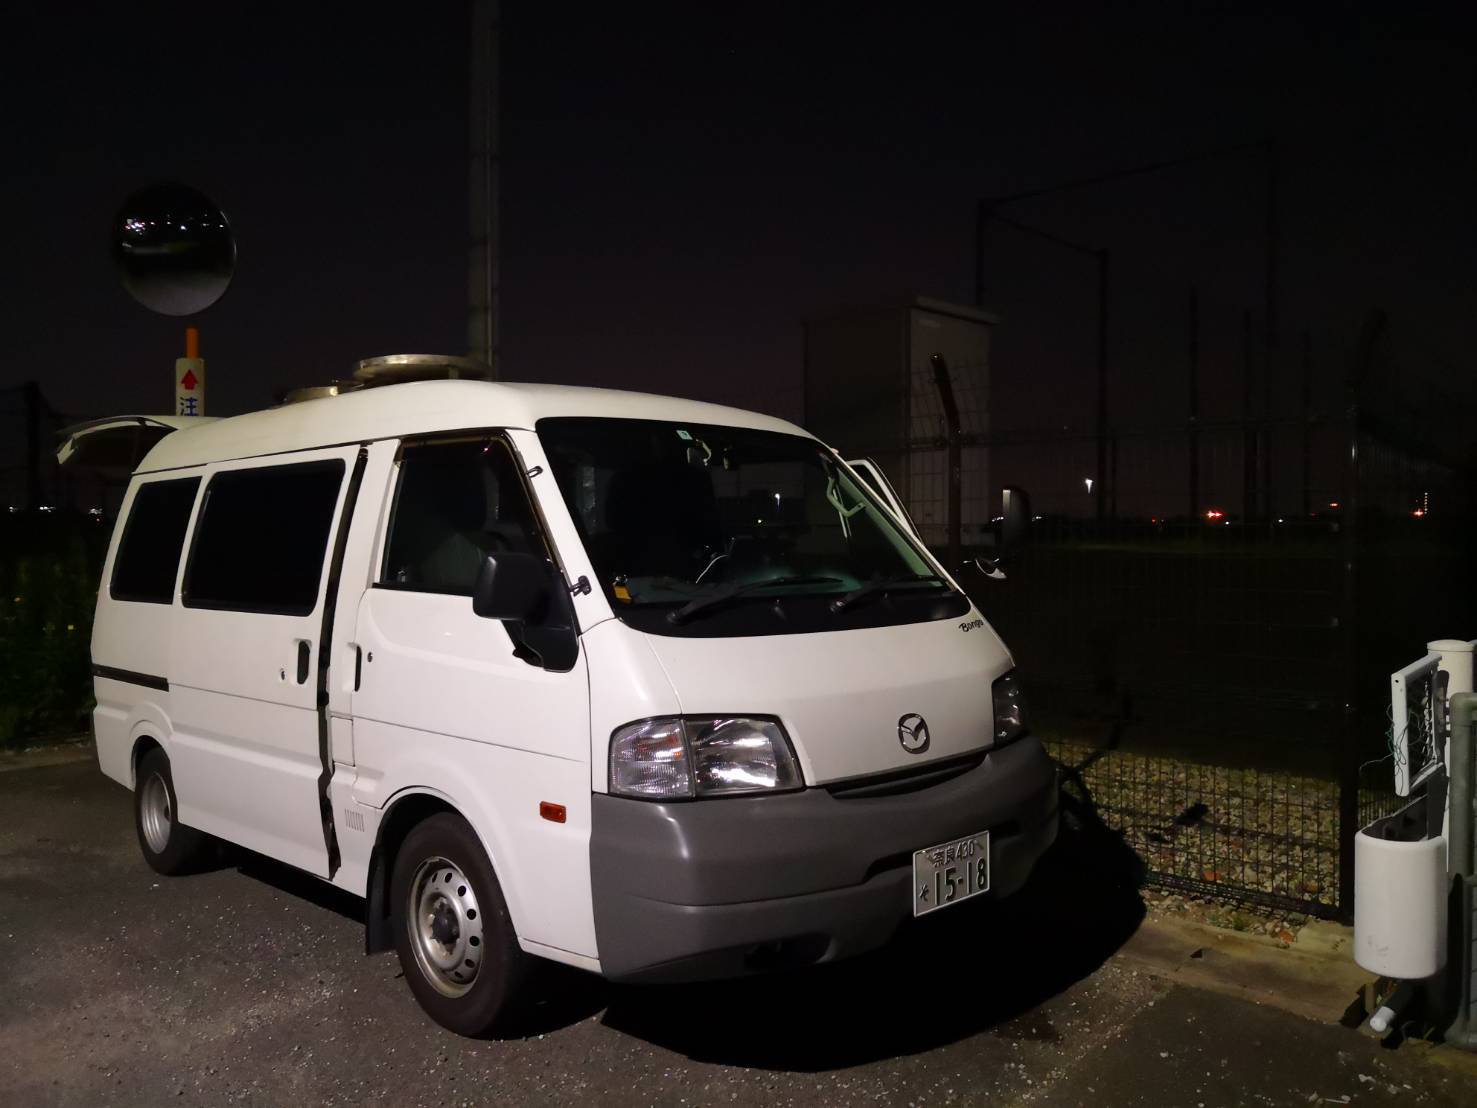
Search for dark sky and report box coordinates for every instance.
[5,3,1474,438]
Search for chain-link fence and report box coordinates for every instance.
[889,330,1476,921]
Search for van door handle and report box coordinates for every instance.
[296,641,311,684]
[353,645,363,691]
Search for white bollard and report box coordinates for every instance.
[1354,819,1448,979]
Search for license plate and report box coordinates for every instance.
[912,831,990,917]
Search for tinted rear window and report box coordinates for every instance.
[110,477,201,603]
[183,460,345,616]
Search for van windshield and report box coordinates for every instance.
[538,417,969,637]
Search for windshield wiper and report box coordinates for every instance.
[667,575,846,625]
[829,573,949,613]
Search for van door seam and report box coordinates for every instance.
[315,444,369,878]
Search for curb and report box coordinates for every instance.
[1118,913,1368,1024]
[0,738,95,773]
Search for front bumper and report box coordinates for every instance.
[590,734,1059,983]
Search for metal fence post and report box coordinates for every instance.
[23,379,42,510]
[1444,694,1476,1049]
[929,353,962,572]
[1338,399,1361,920]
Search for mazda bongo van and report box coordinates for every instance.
[79,371,1059,1036]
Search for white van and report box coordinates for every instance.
[82,373,1058,1035]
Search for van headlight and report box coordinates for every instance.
[609,716,802,799]
[992,670,1029,744]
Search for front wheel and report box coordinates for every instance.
[133,747,212,875]
[391,812,531,1036]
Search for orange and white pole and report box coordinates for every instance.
[175,326,205,416]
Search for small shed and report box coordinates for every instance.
[803,295,998,553]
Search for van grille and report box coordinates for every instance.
[823,751,985,800]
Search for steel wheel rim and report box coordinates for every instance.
[407,855,485,998]
[140,771,172,854]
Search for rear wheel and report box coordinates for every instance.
[134,747,212,875]
[391,812,531,1037]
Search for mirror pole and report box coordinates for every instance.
[175,327,205,418]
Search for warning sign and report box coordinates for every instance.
[175,357,205,417]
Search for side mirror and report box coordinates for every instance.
[971,556,1007,581]
[472,552,550,622]
[472,552,579,671]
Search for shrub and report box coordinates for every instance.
[0,515,106,748]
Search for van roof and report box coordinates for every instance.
[137,379,811,473]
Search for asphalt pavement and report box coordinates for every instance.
[3,750,1475,1107]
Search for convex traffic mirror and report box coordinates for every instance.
[112,182,236,316]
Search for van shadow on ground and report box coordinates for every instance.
[228,751,1147,1067]
[231,848,368,925]
[595,765,1148,1071]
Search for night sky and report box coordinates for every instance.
[4,3,1474,441]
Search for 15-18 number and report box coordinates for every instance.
[934,855,988,905]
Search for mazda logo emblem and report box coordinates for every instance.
[897,713,930,754]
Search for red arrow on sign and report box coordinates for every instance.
[180,370,198,390]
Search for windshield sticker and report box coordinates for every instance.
[675,429,692,441]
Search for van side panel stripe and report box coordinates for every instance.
[92,664,169,691]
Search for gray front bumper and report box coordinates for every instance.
[590,735,1059,983]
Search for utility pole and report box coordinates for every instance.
[1095,248,1109,523]
[468,0,500,376]
[1262,138,1279,525]
[1188,286,1200,524]
[1242,308,1256,522]
[1302,330,1313,519]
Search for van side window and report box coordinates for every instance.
[110,477,201,604]
[183,460,346,616]
[380,439,541,596]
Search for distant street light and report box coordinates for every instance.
[1084,478,1094,494]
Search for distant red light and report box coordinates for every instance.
[1205,509,1224,521]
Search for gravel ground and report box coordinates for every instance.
[3,756,1475,1107]
[1048,737,1346,913]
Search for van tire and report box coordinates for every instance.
[134,748,212,875]
[390,812,530,1037]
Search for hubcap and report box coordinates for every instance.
[140,771,172,854]
[407,856,485,997]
